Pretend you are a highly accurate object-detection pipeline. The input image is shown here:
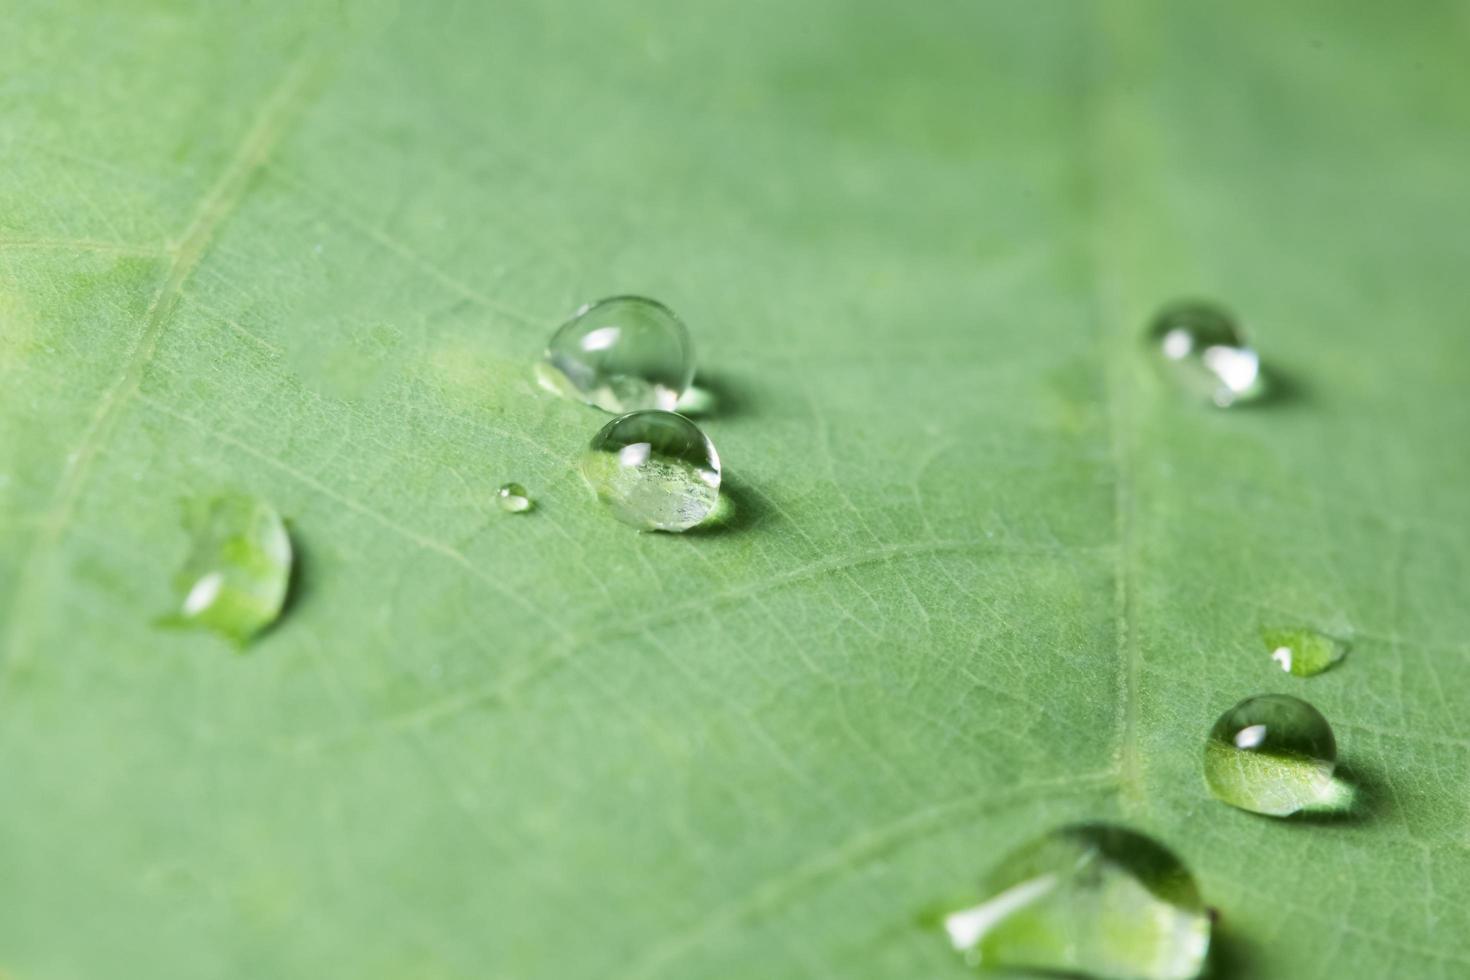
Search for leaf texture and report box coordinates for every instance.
[2,1,1468,977]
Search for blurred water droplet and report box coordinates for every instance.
[942,823,1211,980]
[1147,301,1264,407]
[496,482,533,513]
[1262,625,1347,677]
[162,493,292,647]
[538,296,694,413]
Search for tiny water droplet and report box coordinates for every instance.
[496,482,533,513]
[538,295,694,413]
[942,823,1211,980]
[581,410,720,532]
[1262,625,1347,677]
[1204,694,1347,816]
[1147,301,1264,407]
[163,493,292,647]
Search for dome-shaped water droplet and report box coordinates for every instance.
[496,482,533,513]
[1204,694,1343,815]
[1262,626,1348,677]
[581,410,720,532]
[538,295,694,413]
[163,493,292,647]
[942,823,1211,980]
[1147,301,1264,407]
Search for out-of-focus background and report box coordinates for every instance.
[2,1,1468,977]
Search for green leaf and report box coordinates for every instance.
[2,2,1467,977]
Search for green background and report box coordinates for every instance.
[3,1,1468,976]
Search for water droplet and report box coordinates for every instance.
[163,493,292,647]
[495,482,533,513]
[538,295,694,413]
[1147,301,1264,407]
[581,410,720,532]
[1262,626,1348,677]
[1204,694,1347,816]
[942,823,1211,980]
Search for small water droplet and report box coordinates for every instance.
[581,410,720,532]
[538,295,694,413]
[1262,625,1347,677]
[496,482,533,513]
[1204,694,1347,816]
[942,823,1211,980]
[162,493,292,647]
[1147,301,1264,407]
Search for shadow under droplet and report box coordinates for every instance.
[683,476,767,536]
[1204,920,1259,980]
[1243,364,1306,410]
[676,371,750,420]
[273,520,309,628]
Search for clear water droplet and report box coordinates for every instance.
[1262,626,1347,677]
[496,482,533,513]
[1147,301,1264,407]
[1204,694,1347,816]
[581,410,720,532]
[942,823,1211,980]
[163,493,292,647]
[538,295,694,413]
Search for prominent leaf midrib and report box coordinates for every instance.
[620,13,1157,973]
[1081,0,1147,813]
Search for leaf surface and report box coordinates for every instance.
[3,2,1468,977]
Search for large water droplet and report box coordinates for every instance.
[496,482,533,513]
[581,410,720,532]
[942,823,1211,980]
[1204,694,1346,816]
[1262,626,1348,677]
[1147,301,1264,407]
[538,295,694,413]
[163,493,292,647]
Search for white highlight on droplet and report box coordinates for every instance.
[1161,328,1194,360]
[1271,646,1293,672]
[1234,724,1268,749]
[1202,344,1260,401]
[580,326,621,352]
[943,873,1058,957]
[618,442,651,467]
[183,572,224,617]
